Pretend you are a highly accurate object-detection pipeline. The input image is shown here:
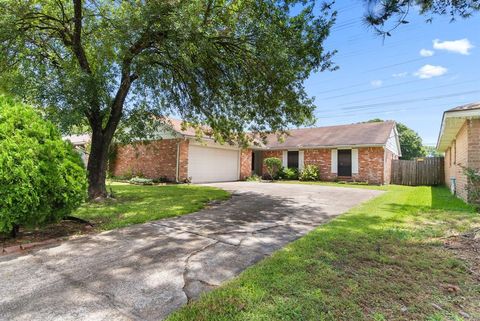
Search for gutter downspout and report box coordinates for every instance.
[175,140,180,183]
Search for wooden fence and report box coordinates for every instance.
[391,157,444,186]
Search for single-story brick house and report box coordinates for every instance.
[437,102,480,202]
[110,119,401,184]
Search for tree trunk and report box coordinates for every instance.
[87,130,112,199]
[11,224,19,238]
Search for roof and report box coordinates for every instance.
[160,117,210,137]
[437,102,480,151]
[64,134,90,146]
[263,121,397,149]
[446,102,480,112]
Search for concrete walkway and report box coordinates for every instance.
[0,182,382,321]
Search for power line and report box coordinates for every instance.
[333,77,479,108]
[320,75,449,100]
[316,90,480,118]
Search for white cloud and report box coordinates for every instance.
[392,72,408,78]
[414,64,448,79]
[420,49,434,57]
[371,80,383,87]
[433,38,474,55]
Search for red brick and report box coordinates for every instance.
[111,139,189,182]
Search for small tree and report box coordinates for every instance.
[264,157,282,181]
[0,95,87,237]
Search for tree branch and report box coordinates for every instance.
[72,0,91,73]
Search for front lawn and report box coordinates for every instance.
[168,185,480,321]
[75,182,230,230]
[1,182,229,247]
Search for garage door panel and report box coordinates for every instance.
[188,145,239,183]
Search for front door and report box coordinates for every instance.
[337,150,352,176]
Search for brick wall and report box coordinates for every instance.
[262,147,387,184]
[383,148,398,184]
[346,147,384,184]
[111,139,189,182]
[240,149,252,180]
[445,119,480,202]
[304,149,336,180]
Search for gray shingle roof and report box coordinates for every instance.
[263,121,396,149]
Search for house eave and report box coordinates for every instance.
[250,143,386,151]
[436,108,480,151]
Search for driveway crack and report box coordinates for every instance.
[181,240,219,302]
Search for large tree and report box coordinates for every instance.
[0,1,336,199]
[367,119,425,159]
[363,0,479,36]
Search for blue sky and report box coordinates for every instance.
[306,1,480,146]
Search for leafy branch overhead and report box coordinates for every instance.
[0,0,337,198]
[364,0,480,37]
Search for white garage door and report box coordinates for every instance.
[188,145,240,183]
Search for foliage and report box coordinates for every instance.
[129,177,154,185]
[0,0,337,198]
[367,119,425,160]
[0,95,87,235]
[167,186,478,321]
[246,174,262,182]
[364,0,480,37]
[75,183,230,231]
[263,157,283,180]
[462,166,480,205]
[424,145,442,157]
[278,167,299,180]
[299,165,320,181]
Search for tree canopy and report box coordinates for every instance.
[366,119,425,160]
[0,0,336,198]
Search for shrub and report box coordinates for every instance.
[129,177,154,185]
[263,157,282,180]
[0,95,87,236]
[278,167,299,180]
[299,165,320,181]
[246,174,262,182]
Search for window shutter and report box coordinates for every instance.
[352,149,359,174]
[299,151,304,170]
[331,149,337,173]
[282,151,288,168]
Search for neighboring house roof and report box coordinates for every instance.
[437,102,480,151]
[262,121,397,149]
[64,134,91,146]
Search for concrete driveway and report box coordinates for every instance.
[0,182,381,321]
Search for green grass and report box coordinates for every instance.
[167,185,480,321]
[275,180,388,190]
[74,182,230,230]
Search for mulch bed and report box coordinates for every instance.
[1,220,95,256]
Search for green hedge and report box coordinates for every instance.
[0,95,87,235]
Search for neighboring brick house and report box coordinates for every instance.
[110,119,401,185]
[252,121,401,184]
[437,102,480,202]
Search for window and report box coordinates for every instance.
[287,151,299,168]
[251,151,255,170]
